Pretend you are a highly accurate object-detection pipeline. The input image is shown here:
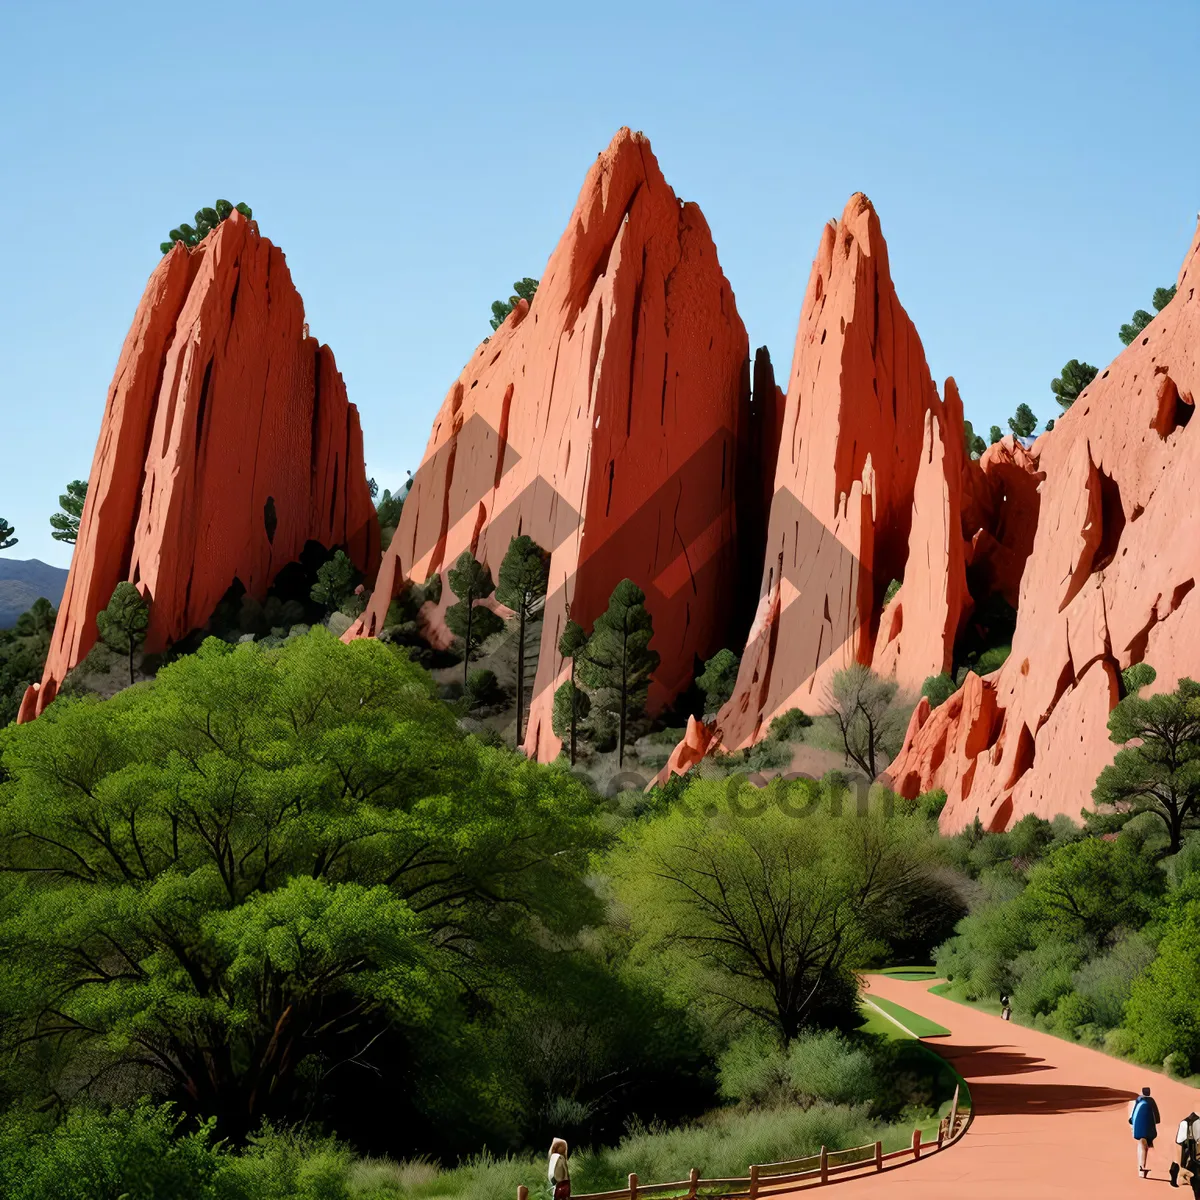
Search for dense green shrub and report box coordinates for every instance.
[1124,900,1200,1066]
[766,707,813,742]
[161,200,252,254]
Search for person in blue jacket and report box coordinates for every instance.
[1131,1086,1162,1178]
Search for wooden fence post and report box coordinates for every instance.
[912,1128,921,1160]
[629,1172,639,1200]
[947,1084,960,1142]
[748,1163,759,1199]
[874,1140,883,1171]
[819,1146,828,1183]
[687,1168,699,1199]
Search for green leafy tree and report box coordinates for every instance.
[1051,359,1099,411]
[310,550,359,615]
[608,790,939,1043]
[696,648,739,714]
[1021,834,1161,945]
[0,599,56,726]
[1119,285,1177,346]
[161,199,252,254]
[0,631,602,1140]
[496,535,550,744]
[49,479,87,544]
[489,278,539,331]
[1008,404,1038,439]
[921,673,958,709]
[445,550,504,685]
[577,580,660,767]
[96,581,150,685]
[828,664,910,779]
[0,518,16,550]
[557,615,590,765]
[374,472,411,551]
[1124,899,1200,1067]
[1091,677,1200,854]
[989,424,1003,445]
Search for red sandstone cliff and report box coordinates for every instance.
[707,195,969,751]
[888,220,1200,831]
[23,212,378,718]
[346,128,751,762]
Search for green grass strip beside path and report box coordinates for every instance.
[866,994,952,1038]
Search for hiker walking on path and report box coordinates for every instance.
[1130,1086,1161,1178]
[1000,993,1012,1021]
[1171,1111,1200,1192]
[548,1138,571,1200]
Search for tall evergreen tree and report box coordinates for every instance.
[495,535,549,745]
[557,614,590,766]
[445,550,503,686]
[49,479,87,544]
[578,580,660,767]
[96,582,150,686]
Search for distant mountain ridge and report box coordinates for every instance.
[0,558,69,629]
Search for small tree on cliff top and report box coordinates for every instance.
[160,200,253,254]
[0,518,15,550]
[1051,359,1099,411]
[490,278,539,331]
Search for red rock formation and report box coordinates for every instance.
[25,212,378,718]
[961,434,1044,609]
[710,195,968,751]
[346,128,751,762]
[889,220,1200,831]
[871,378,971,691]
[660,714,719,780]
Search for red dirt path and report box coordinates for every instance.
[820,973,1198,1198]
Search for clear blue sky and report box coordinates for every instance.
[2,0,1197,568]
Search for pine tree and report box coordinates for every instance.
[445,550,503,686]
[989,425,1003,446]
[557,614,590,765]
[696,648,740,714]
[1007,404,1038,439]
[489,277,539,330]
[0,518,15,550]
[49,479,87,544]
[495,535,549,745]
[578,580,660,767]
[1119,285,1177,346]
[96,582,150,686]
[1051,359,1099,410]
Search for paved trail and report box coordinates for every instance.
[820,974,1199,1198]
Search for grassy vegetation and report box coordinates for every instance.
[863,995,951,1039]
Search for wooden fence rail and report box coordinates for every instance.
[518,1087,968,1200]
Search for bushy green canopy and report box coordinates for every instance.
[0,630,602,1139]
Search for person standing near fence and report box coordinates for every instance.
[548,1138,571,1200]
[1130,1086,1161,1179]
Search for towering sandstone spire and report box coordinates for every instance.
[23,211,378,718]
[347,128,752,762]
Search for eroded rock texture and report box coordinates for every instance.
[347,128,751,761]
[711,195,969,750]
[25,212,378,718]
[888,221,1200,831]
